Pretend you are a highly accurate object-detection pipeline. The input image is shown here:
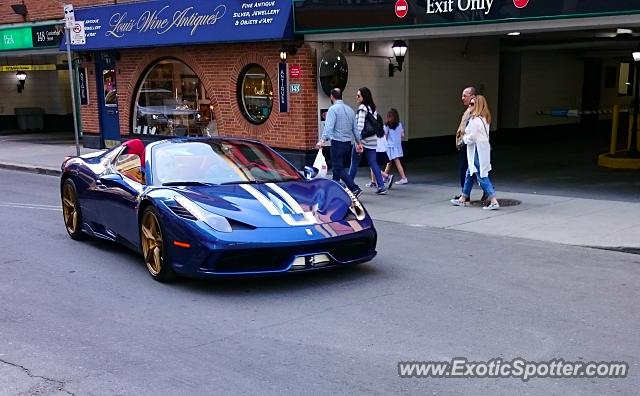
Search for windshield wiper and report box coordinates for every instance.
[219,180,262,185]
[162,181,216,186]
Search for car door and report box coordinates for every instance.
[94,154,145,245]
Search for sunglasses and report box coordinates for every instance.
[470,102,475,106]
[356,94,362,98]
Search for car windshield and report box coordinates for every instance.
[152,140,302,185]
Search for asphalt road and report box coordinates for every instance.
[0,169,638,395]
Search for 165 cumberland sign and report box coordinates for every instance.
[67,0,293,51]
[294,0,640,33]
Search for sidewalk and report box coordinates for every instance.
[1,133,638,251]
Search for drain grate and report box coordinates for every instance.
[469,198,522,208]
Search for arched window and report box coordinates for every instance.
[133,59,215,137]
[237,64,273,124]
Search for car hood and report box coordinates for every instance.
[166,179,354,227]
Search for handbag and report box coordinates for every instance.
[312,149,328,178]
[361,109,384,139]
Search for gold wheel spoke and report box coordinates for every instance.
[141,225,154,240]
[145,247,155,265]
[153,247,162,271]
[63,198,74,208]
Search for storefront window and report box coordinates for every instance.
[238,64,273,124]
[133,59,214,137]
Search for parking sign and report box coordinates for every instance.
[71,21,86,45]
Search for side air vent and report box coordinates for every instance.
[167,203,198,220]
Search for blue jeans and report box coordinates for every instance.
[462,152,495,199]
[330,140,359,192]
[459,146,474,188]
[349,147,385,189]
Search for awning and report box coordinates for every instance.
[63,0,294,51]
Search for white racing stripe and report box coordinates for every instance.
[240,184,316,226]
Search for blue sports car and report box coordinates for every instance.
[60,138,377,281]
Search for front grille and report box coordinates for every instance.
[206,235,375,274]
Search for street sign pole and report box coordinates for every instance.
[66,27,81,156]
[64,28,80,155]
[64,4,81,156]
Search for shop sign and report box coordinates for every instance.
[32,25,64,48]
[279,62,288,112]
[289,64,301,78]
[294,0,640,33]
[290,83,301,93]
[78,67,89,105]
[0,25,64,51]
[66,0,294,51]
[1,64,57,71]
[0,27,33,51]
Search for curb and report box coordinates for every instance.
[0,162,60,177]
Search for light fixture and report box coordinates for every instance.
[389,40,408,77]
[279,44,297,64]
[633,51,640,62]
[507,31,521,36]
[11,3,28,20]
[16,71,26,93]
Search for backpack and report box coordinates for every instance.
[361,109,385,139]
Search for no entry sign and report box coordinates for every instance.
[513,0,530,8]
[395,0,408,18]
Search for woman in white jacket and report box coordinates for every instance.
[451,95,500,210]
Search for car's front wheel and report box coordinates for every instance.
[140,206,175,282]
[62,179,85,240]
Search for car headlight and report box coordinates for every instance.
[174,195,232,233]
[152,114,158,120]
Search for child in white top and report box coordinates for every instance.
[383,108,408,184]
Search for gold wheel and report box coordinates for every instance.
[141,210,164,276]
[62,181,79,235]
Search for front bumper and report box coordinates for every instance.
[166,221,377,278]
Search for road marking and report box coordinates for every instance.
[0,202,61,211]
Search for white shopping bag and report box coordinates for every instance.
[312,149,328,178]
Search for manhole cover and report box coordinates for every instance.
[469,198,522,208]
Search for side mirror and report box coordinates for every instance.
[101,172,123,182]
[303,166,318,180]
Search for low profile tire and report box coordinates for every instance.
[140,206,175,282]
[62,179,86,240]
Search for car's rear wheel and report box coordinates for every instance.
[62,179,85,240]
[140,207,175,282]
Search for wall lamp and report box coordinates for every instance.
[389,40,408,77]
[16,71,26,93]
[279,44,298,63]
[11,3,28,21]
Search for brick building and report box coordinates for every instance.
[1,0,319,166]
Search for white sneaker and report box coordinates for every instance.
[365,181,377,188]
[396,178,408,185]
[385,174,395,190]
